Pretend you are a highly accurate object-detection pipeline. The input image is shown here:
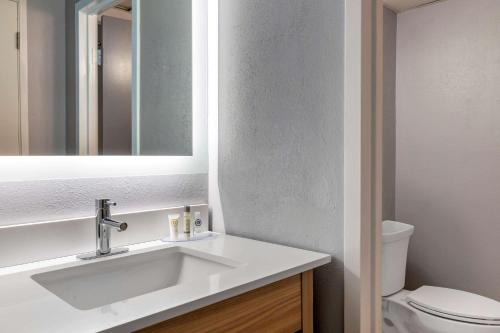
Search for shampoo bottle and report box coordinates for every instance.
[183,205,191,239]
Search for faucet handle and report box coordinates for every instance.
[96,199,117,209]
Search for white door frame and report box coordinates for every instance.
[75,0,133,155]
[7,0,29,155]
[344,0,383,332]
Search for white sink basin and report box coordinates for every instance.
[31,246,240,310]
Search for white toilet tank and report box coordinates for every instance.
[382,220,414,296]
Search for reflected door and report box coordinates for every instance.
[0,0,20,155]
[100,15,132,155]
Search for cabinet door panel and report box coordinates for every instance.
[137,274,303,333]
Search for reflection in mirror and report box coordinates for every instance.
[100,5,133,155]
[139,0,192,156]
[0,0,193,156]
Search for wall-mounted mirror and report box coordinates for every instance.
[0,0,194,156]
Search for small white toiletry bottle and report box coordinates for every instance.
[168,214,179,241]
[193,211,203,234]
[183,205,191,239]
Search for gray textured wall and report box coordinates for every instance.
[27,0,67,155]
[219,1,344,331]
[396,0,500,301]
[140,0,192,155]
[383,7,397,221]
[0,175,207,227]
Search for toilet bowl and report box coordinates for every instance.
[382,221,500,333]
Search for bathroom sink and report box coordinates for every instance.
[31,246,240,310]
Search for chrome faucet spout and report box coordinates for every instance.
[102,218,128,231]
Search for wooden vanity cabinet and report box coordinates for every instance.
[136,270,314,333]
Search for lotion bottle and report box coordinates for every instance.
[168,214,179,241]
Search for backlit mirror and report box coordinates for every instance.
[0,0,194,155]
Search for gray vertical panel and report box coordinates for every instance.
[383,7,397,220]
[27,0,66,155]
[219,1,344,331]
[102,16,132,155]
[65,0,76,155]
[139,0,192,155]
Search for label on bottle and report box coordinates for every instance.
[184,212,191,235]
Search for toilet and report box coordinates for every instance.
[382,220,500,333]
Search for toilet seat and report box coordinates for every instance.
[406,286,500,326]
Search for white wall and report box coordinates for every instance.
[396,0,500,300]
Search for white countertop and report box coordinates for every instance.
[0,234,330,333]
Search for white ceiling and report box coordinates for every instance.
[384,0,443,13]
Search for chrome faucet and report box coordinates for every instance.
[77,199,129,260]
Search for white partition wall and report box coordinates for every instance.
[344,0,383,332]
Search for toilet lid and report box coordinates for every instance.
[406,286,500,326]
